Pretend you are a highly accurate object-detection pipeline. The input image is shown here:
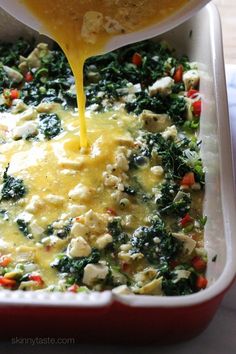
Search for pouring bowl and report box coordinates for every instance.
[0,0,210,53]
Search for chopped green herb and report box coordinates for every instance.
[16,219,33,239]
[1,165,26,201]
[38,113,62,139]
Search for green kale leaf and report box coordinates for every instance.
[39,113,62,139]
[51,248,100,283]
[16,219,33,239]
[1,165,26,201]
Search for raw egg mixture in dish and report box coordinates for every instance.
[0,37,208,295]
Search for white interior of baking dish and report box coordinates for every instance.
[0,2,235,308]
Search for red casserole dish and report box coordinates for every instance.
[0,2,235,343]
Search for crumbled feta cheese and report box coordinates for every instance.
[68,183,93,201]
[36,102,56,113]
[12,121,38,140]
[25,195,44,213]
[82,263,108,286]
[71,222,89,237]
[116,83,141,96]
[118,250,144,262]
[149,76,174,96]
[172,270,191,283]
[115,152,129,171]
[41,235,61,246]
[95,233,113,250]
[183,70,200,91]
[67,204,87,217]
[115,135,134,147]
[16,212,33,223]
[120,243,132,252]
[112,285,133,295]
[103,172,120,187]
[162,125,178,140]
[150,166,164,177]
[82,209,108,234]
[30,220,44,236]
[17,107,36,121]
[11,99,27,114]
[44,194,65,205]
[67,237,91,258]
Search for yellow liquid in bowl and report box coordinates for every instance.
[22,0,189,147]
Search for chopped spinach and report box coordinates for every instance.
[156,185,191,217]
[51,248,100,284]
[108,218,129,251]
[167,96,187,125]
[1,165,26,201]
[130,218,182,264]
[130,131,204,184]
[16,219,33,239]
[85,40,188,114]
[162,271,197,296]
[38,113,62,139]
[126,91,166,115]
[0,39,32,67]
[0,38,206,296]
[0,209,9,220]
[45,219,72,239]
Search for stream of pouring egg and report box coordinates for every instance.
[21,0,188,148]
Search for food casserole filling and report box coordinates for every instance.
[0,39,207,295]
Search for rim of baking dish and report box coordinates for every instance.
[0,2,235,308]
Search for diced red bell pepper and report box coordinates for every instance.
[180,213,193,227]
[173,65,183,83]
[196,275,208,289]
[187,89,199,98]
[192,100,201,117]
[9,89,20,100]
[29,274,44,285]
[68,284,79,293]
[122,263,130,273]
[0,276,16,288]
[4,88,20,101]
[170,260,179,269]
[180,172,195,186]
[25,71,34,82]
[106,208,117,216]
[191,256,207,272]
[132,52,142,67]
[0,255,12,267]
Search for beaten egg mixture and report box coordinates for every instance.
[0,39,207,295]
[22,0,190,147]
